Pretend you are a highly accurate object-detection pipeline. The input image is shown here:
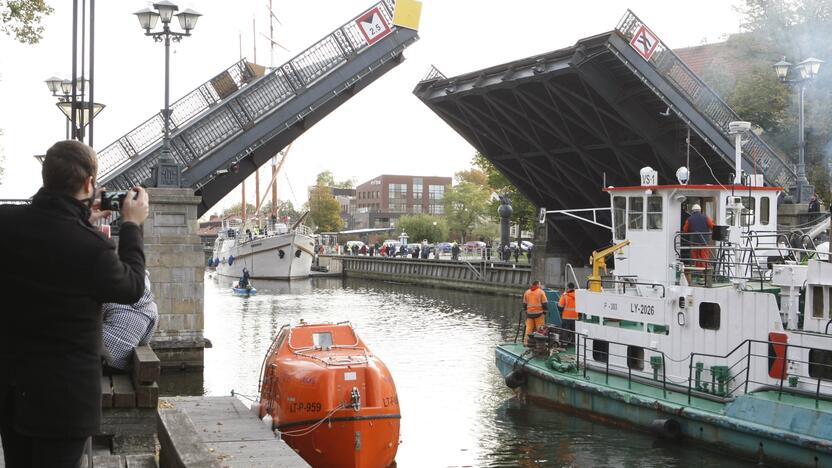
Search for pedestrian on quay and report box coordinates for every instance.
[420,239,430,259]
[411,245,419,259]
[522,280,548,346]
[0,140,149,467]
[513,246,520,263]
[557,282,578,344]
[809,192,821,213]
[380,244,387,257]
[451,241,460,261]
[360,244,367,255]
[102,270,159,373]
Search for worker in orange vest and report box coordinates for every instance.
[522,280,548,346]
[558,282,578,344]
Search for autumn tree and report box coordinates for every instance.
[222,202,256,218]
[1,0,53,44]
[308,184,344,232]
[316,170,354,189]
[398,214,448,243]
[443,179,491,242]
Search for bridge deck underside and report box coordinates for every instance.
[415,33,737,259]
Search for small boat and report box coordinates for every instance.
[257,322,400,468]
[232,283,257,296]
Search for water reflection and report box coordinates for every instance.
[161,275,754,467]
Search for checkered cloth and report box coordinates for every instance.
[101,271,158,370]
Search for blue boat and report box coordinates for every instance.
[232,286,257,296]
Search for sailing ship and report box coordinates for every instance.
[497,160,832,466]
[211,215,315,280]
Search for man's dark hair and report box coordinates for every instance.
[567,282,576,290]
[42,140,98,196]
[532,280,540,286]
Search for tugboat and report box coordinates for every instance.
[257,322,401,468]
[497,156,832,466]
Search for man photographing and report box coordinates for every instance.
[0,140,149,467]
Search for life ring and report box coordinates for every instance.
[228,255,234,266]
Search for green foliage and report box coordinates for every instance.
[222,202,256,218]
[454,168,488,186]
[725,0,832,195]
[398,214,448,243]
[1,0,53,44]
[473,153,536,234]
[471,222,499,243]
[308,184,344,232]
[315,170,354,189]
[259,199,300,221]
[443,180,491,241]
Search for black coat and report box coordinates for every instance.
[0,189,146,437]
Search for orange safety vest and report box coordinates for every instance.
[523,287,547,315]
[558,290,578,319]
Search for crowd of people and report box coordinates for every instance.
[335,239,531,263]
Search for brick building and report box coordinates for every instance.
[353,174,452,229]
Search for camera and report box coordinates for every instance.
[101,191,129,211]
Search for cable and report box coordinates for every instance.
[689,142,728,190]
[278,403,347,437]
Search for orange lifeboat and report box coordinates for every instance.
[258,322,401,468]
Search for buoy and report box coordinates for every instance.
[505,369,527,389]
[650,418,681,439]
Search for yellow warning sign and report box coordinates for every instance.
[393,0,422,31]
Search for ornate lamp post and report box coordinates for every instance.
[134,1,201,188]
[773,56,824,203]
[44,76,104,141]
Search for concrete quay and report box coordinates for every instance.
[328,255,531,295]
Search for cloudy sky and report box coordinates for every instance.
[0,0,744,213]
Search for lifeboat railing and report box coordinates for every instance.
[542,325,832,405]
[258,324,290,393]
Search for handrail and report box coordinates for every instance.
[99,0,404,189]
[615,10,796,189]
[586,277,666,297]
[97,59,256,180]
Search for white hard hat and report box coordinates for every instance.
[691,204,701,212]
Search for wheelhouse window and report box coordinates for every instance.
[628,196,644,230]
[699,302,720,330]
[647,196,663,230]
[726,196,755,227]
[812,286,825,319]
[613,196,626,239]
[313,332,333,349]
[760,196,771,225]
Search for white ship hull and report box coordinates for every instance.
[212,231,315,280]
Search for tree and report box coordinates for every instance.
[454,168,488,186]
[711,0,832,195]
[443,180,491,242]
[308,184,344,232]
[1,0,53,44]
[473,153,537,235]
[222,202,256,218]
[398,214,448,243]
[315,170,354,189]
[260,199,300,221]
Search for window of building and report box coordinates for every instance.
[760,196,770,225]
[429,205,444,215]
[809,349,832,380]
[699,302,720,330]
[627,346,644,370]
[413,177,423,202]
[647,196,663,230]
[412,204,422,214]
[429,185,444,200]
[389,184,407,214]
[592,340,609,363]
[613,196,626,240]
[628,196,644,230]
[812,286,825,319]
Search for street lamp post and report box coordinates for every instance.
[135,1,201,188]
[773,56,824,204]
[44,76,104,141]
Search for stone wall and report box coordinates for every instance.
[144,188,207,369]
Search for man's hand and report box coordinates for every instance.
[121,187,149,226]
[89,186,112,225]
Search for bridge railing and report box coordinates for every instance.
[100,0,400,190]
[97,59,257,181]
[615,10,796,189]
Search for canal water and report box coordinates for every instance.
[162,275,754,467]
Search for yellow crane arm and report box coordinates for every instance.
[587,240,630,292]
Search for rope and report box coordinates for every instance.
[230,389,258,402]
[279,403,347,438]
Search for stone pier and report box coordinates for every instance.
[144,188,208,369]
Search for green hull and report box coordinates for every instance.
[496,343,832,467]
